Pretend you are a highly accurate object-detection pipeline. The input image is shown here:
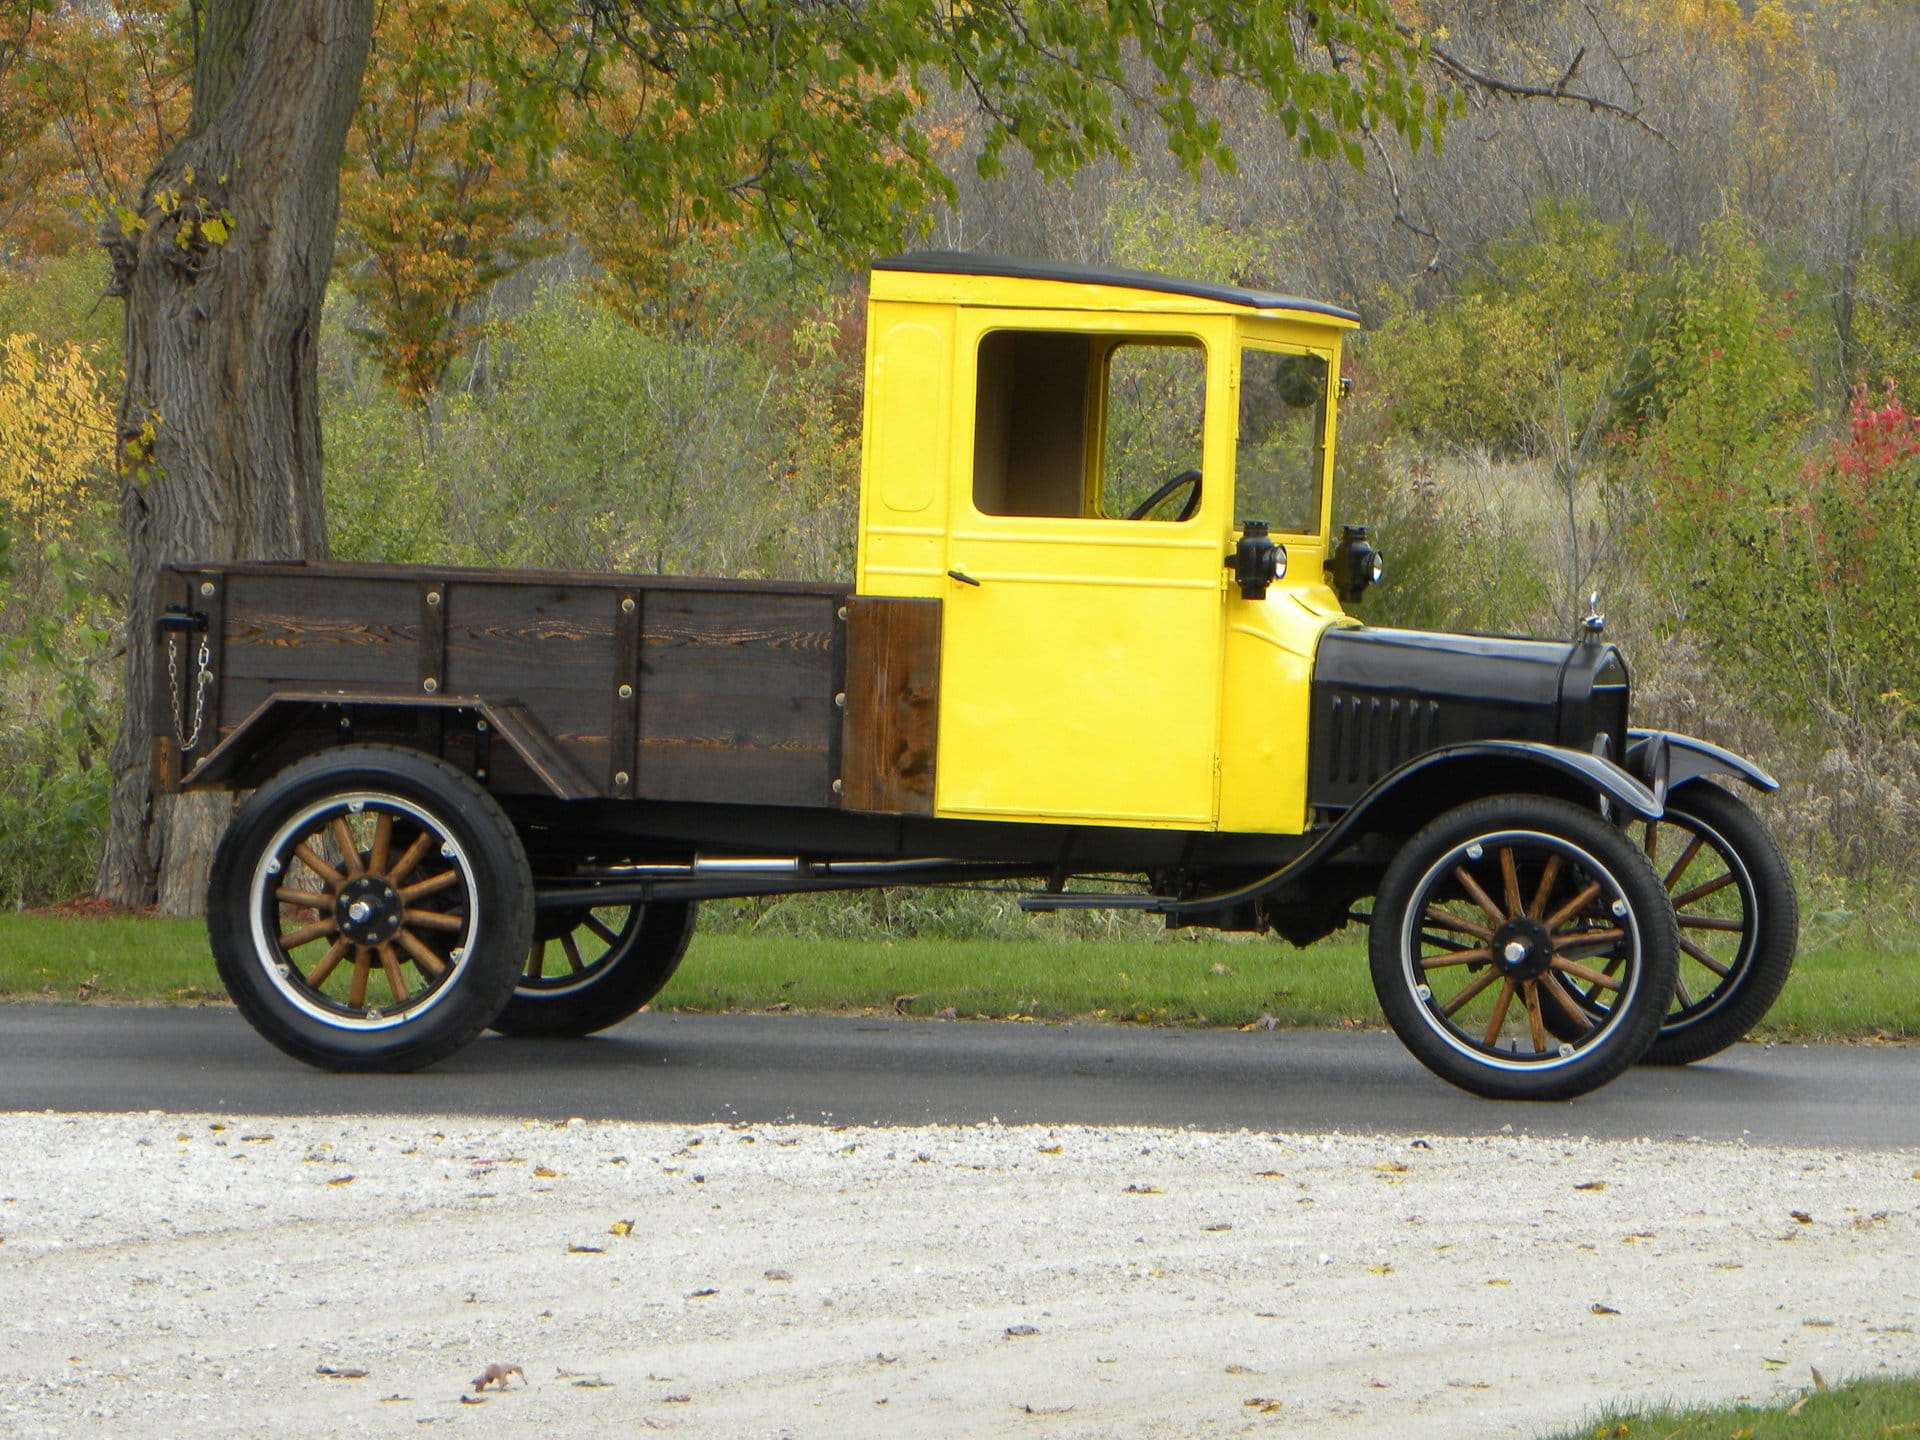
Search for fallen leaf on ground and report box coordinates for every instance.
[1574,1180,1606,1191]
[1123,1184,1163,1195]
[1244,1397,1283,1413]
[1589,1303,1621,1315]
[1225,1364,1258,1376]
[472,1363,525,1392]
[1018,1403,1074,1415]
[572,1378,613,1389]
[610,1219,634,1237]
[327,1176,355,1186]
[567,1244,604,1254]
[1004,1325,1040,1338]
[1038,1143,1063,1155]
[534,1166,558,1179]
[459,1393,487,1405]
[1204,1223,1233,1233]
[764,1268,792,1282]
[315,1365,368,1380]
[1791,1210,1814,1224]
[1374,1161,1409,1174]
[687,1288,719,1298]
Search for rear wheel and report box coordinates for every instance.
[490,900,698,1037]
[1626,783,1797,1065]
[207,745,532,1071]
[1369,795,1677,1101]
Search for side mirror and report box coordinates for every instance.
[1329,524,1384,602]
[1228,521,1288,600]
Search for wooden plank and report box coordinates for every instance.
[636,591,840,807]
[220,573,419,689]
[190,556,851,602]
[839,596,941,815]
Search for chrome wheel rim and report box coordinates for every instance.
[1398,828,1645,1072]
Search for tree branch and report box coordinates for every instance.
[1406,24,1676,152]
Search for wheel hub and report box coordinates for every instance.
[1489,916,1553,980]
[335,873,404,947]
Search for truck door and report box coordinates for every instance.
[933,314,1228,829]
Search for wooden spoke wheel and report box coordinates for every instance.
[1619,782,1797,1065]
[490,900,698,1038]
[208,746,532,1071]
[1369,795,1677,1101]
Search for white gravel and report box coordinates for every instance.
[2,1111,1916,1438]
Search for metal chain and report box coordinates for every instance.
[167,633,213,753]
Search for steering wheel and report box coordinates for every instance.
[1126,468,1203,522]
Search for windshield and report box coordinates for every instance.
[1235,348,1328,535]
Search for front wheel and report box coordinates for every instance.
[489,900,698,1037]
[1626,783,1798,1065]
[1369,795,1678,1101]
[207,745,533,1071]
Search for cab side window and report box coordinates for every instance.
[971,329,1206,520]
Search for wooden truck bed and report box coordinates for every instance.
[153,560,941,815]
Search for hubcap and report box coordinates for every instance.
[336,873,404,946]
[1490,916,1554,981]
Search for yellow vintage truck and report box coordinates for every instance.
[155,253,1795,1099]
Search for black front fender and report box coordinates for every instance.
[1336,739,1663,830]
[1625,730,1778,806]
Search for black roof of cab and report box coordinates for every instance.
[874,250,1361,323]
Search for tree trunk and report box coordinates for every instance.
[95,0,372,914]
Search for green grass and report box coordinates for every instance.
[1539,1372,1920,1439]
[0,911,1915,1040]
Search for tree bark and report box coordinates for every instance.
[96,0,372,913]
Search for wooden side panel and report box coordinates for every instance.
[445,583,617,784]
[637,590,840,807]
[220,571,420,720]
[840,596,941,815]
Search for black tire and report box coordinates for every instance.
[1627,783,1798,1066]
[489,900,698,1037]
[1369,795,1678,1101]
[206,745,533,1071]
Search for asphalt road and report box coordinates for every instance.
[2,1005,1915,1147]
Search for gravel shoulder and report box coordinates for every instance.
[3,1112,1917,1439]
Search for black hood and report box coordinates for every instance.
[1307,626,1630,810]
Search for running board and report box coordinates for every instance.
[1018,892,1166,914]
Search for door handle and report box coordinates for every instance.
[946,569,982,587]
